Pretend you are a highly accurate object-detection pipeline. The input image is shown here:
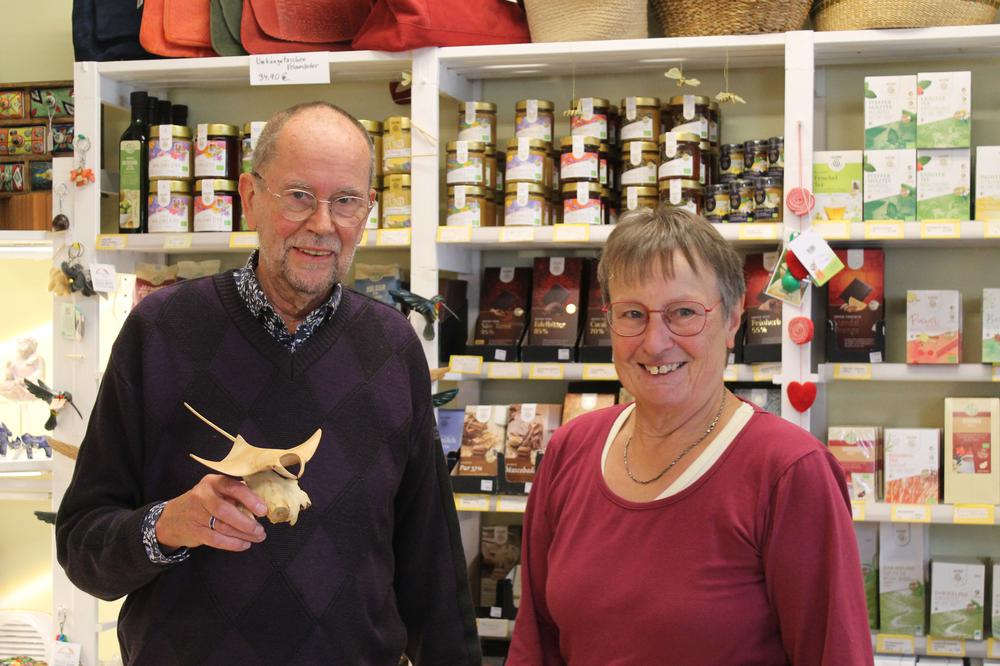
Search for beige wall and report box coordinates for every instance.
[0,0,74,83]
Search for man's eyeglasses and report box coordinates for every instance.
[251,171,371,227]
[602,300,719,337]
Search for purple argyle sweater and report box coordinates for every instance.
[56,273,480,665]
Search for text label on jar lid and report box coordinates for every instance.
[158,180,171,206]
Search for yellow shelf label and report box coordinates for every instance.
[874,634,915,655]
[833,363,872,381]
[993,365,1000,382]
[988,637,1000,658]
[864,221,905,239]
[582,363,617,380]
[495,496,528,513]
[920,219,961,239]
[229,231,258,248]
[552,224,591,242]
[437,225,472,243]
[500,226,535,242]
[448,355,483,375]
[162,234,192,250]
[751,362,781,382]
[926,637,965,657]
[723,365,740,382]
[813,221,851,240]
[890,504,931,523]
[851,501,865,521]
[528,363,565,380]
[96,234,128,250]
[486,362,522,379]
[376,228,411,246]
[737,223,780,240]
[985,220,1000,238]
[359,230,370,246]
[454,494,491,512]
[953,504,995,525]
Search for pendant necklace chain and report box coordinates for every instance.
[623,388,727,485]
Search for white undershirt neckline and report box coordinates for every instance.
[600,401,754,500]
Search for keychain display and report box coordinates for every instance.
[52,182,70,231]
[69,133,95,187]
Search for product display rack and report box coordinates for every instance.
[49,25,1000,662]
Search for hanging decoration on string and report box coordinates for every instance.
[664,66,700,89]
[52,182,70,231]
[563,64,582,118]
[714,50,744,105]
[23,379,83,430]
[69,133,95,187]
[785,120,815,217]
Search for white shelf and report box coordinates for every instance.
[0,457,53,500]
[94,229,409,254]
[820,363,998,383]
[815,24,1000,66]
[436,223,782,249]
[0,230,59,247]
[812,221,1000,247]
[871,631,1000,659]
[444,361,777,383]
[853,501,998,526]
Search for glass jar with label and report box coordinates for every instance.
[240,121,266,175]
[767,136,784,177]
[365,176,382,230]
[149,125,193,180]
[505,137,549,187]
[621,96,661,142]
[744,139,770,177]
[602,187,618,226]
[359,119,383,177]
[570,97,610,142]
[193,179,239,232]
[505,182,547,227]
[447,185,488,227]
[562,181,603,225]
[485,145,497,192]
[620,140,658,187]
[551,147,561,191]
[194,123,239,180]
[515,99,554,143]
[383,174,411,228]
[148,179,192,232]
[599,143,611,187]
[665,95,711,141]
[622,185,659,213]
[383,117,411,175]
[708,101,721,146]
[704,183,731,223]
[559,135,600,183]
[495,149,505,197]
[719,143,745,182]
[458,101,497,145]
[658,131,701,182]
[658,178,703,215]
[753,176,783,222]
[446,140,486,186]
[727,179,756,223]
[699,141,715,186]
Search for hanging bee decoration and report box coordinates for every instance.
[389,288,458,341]
[23,379,83,430]
[664,67,701,88]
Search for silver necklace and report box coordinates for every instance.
[623,389,726,485]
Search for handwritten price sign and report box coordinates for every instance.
[250,53,330,86]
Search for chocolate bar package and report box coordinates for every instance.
[470,266,532,361]
[562,392,616,425]
[437,408,465,461]
[51,123,74,154]
[523,257,585,362]
[29,87,74,119]
[504,403,562,483]
[906,290,962,364]
[0,90,25,119]
[742,252,782,362]
[827,426,883,502]
[826,248,886,363]
[456,405,508,477]
[438,277,468,365]
[29,160,52,191]
[579,258,612,362]
[353,263,405,308]
[480,525,522,608]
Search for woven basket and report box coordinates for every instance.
[522,0,647,42]
[651,0,811,37]
[812,0,999,30]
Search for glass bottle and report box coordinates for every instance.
[119,90,149,234]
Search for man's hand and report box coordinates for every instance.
[156,474,268,552]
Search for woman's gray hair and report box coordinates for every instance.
[597,205,745,317]
[251,101,375,188]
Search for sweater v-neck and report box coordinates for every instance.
[213,272,354,379]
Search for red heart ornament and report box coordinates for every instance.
[785,250,809,280]
[787,381,816,412]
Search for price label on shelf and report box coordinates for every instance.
[377,228,411,246]
[162,234,192,250]
[920,219,961,239]
[864,221,904,239]
[926,637,965,657]
[552,224,590,242]
[985,220,1000,238]
[496,496,528,513]
[486,363,522,379]
[437,226,472,243]
[476,618,510,638]
[359,230,370,246]
[812,221,851,240]
[500,226,535,242]
[993,365,1000,382]
[953,504,995,525]
[454,494,490,512]
[751,362,781,382]
[229,232,258,248]
[528,364,565,380]
[874,634,915,655]
[250,52,330,86]
[851,501,865,521]
[833,363,872,381]
[582,363,617,380]
[890,504,931,523]
[96,234,128,250]
[737,224,779,241]
[988,638,1000,658]
[448,355,483,375]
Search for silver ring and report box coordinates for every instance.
[209,515,217,531]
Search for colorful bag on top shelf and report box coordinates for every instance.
[352,0,530,50]
[140,0,217,57]
[73,0,155,61]
[211,0,249,56]
[240,0,371,54]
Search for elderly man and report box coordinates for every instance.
[56,102,481,665]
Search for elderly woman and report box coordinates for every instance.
[507,206,873,665]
